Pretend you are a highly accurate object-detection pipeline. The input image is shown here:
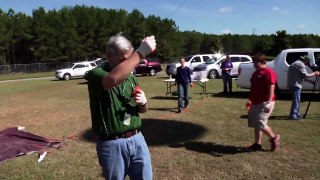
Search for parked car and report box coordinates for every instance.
[166,54,222,77]
[55,61,96,80]
[133,58,162,76]
[192,55,252,79]
[89,58,105,66]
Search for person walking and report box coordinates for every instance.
[175,57,193,113]
[287,55,320,120]
[85,34,156,179]
[245,53,280,152]
[220,54,233,94]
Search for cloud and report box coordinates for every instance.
[272,6,280,11]
[272,6,289,14]
[218,7,233,13]
[298,24,306,30]
[221,29,232,34]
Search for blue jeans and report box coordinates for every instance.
[177,83,190,109]
[290,86,301,119]
[96,132,152,180]
[222,74,232,93]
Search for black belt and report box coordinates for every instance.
[99,129,141,141]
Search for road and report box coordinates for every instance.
[0,76,55,83]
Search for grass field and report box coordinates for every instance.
[0,72,320,179]
[0,72,54,81]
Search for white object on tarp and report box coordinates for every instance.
[17,126,25,130]
[37,152,47,163]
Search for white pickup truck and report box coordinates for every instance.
[236,48,320,92]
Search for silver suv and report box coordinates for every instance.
[166,54,222,77]
[193,55,252,79]
[55,61,97,80]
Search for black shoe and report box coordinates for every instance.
[177,109,182,113]
[245,143,263,152]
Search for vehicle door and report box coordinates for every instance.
[230,56,241,76]
[135,59,147,74]
[235,56,252,76]
[73,64,88,76]
[314,52,320,90]
[189,56,202,70]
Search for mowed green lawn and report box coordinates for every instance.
[0,72,320,179]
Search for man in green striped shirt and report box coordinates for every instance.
[85,34,156,180]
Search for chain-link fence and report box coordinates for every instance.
[0,62,74,74]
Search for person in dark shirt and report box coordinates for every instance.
[175,57,193,113]
[220,54,233,94]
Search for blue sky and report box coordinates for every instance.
[1,0,319,35]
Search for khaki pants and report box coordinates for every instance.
[248,101,275,129]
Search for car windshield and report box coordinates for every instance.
[66,63,76,68]
[204,57,218,64]
[185,56,193,62]
[98,61,108,68]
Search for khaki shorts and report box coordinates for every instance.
[248,101,275,129]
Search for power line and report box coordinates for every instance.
[167,0,188,19]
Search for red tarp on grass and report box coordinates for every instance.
[0,127,63,164]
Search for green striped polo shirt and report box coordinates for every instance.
[85,67,141,136]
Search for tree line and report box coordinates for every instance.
[0,5,319,65]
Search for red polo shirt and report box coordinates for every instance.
[249,67,277,104]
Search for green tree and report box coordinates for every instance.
[209,36,223,54]
[290,34,317,48]
[0,9,10,64]
[271,30,290,56]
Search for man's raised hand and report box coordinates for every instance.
[137,35,156,58]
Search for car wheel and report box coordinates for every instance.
[63,73,71,80]
[149,69,156,76]
[208,69,218,79]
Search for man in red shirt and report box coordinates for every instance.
[245,53,280,151]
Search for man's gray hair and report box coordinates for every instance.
[106,33,134,57]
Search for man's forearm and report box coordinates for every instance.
[268,84,275,101]
[102,52,142,90]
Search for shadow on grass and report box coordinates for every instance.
[148,107,177,112]
[212,90,320,101]
[169,141,247,157]
[80,119,207,146]
[211,91,250,99]
[238,114,319,120]
[149,96,177,100]
[142,119,207,146]
[156,76,170,79]
[78,81,88,85]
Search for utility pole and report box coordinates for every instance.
[143,20,146,37]
[252,29,256,52]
